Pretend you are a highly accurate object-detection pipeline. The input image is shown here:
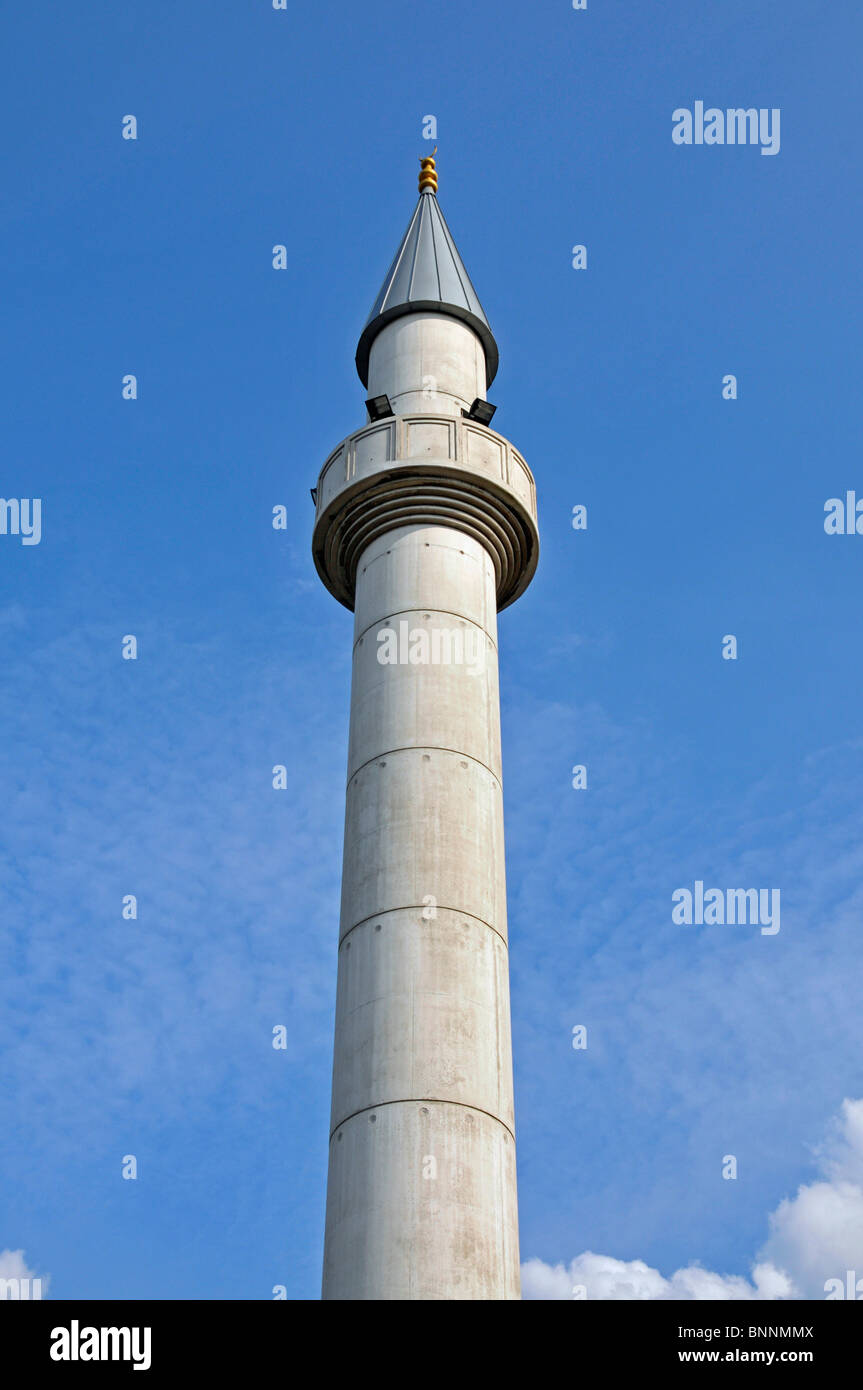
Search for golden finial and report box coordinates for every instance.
[418,147,438,194]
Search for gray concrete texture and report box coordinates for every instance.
[316,297,537,1300]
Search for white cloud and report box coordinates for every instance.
[523,1099,863,1300]
[0,1249,47,1297]
[0,1249,34,1279]
[522,1252,792,1301]
[759,1099,863,1298]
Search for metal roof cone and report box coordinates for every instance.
[355,161,499,389]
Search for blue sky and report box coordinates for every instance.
[1,1,861,1299]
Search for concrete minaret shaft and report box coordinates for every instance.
[313,156,539,1300]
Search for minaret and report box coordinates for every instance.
[313,154,539,1300]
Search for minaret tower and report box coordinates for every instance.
[313,154,539,1300]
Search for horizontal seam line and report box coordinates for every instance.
[339,906,508,949]
[353,609,498,651]
[347,746,501,785]
[330,1097,515,1143]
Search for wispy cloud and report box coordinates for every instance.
[500,682,863,1282]
[0,609,346,1157]
[0,1249,48,1296]
[523,1098,863,1298]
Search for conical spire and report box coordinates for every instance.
[355,156,499,389]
